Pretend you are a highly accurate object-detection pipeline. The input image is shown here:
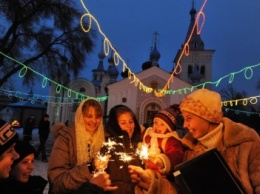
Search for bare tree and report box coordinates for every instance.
[219,84,247,102]
[0,0,96,88]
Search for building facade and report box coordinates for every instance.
[47,4,214,126]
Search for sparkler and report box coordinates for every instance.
[94,137,150,175]
[93,151,111,177]
[115,152,133,163]
[135,143,149,160]
[102,137,122,153]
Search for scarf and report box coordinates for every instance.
[198,122,223,149]
[75,99,105,165]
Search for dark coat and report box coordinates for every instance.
[0,175,47,194]
[38,119,50,138]
[102,132,144,194]
[104,105,143,194]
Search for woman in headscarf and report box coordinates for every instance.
[48,99,117,194]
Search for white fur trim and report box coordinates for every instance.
[156,153,171,174]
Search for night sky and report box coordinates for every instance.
[15,0,260,97]
[81,0,260,96]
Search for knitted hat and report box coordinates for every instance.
[0,119,19,156]
[180,89,223,123]
[12,140,36,167]
[154,108,180,131]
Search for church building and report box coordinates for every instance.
[47,3,214,126]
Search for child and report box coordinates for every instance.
[141,107,184,175]
[0,119,19,180]
[1,140,47,194]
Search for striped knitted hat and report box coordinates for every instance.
[0,119,19,156]
[154,108,180,131]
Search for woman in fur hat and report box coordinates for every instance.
[128,89,260,194]
[1,140,47,194]
[48,99,118,194]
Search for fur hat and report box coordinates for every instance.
[154,108,180,131]
[0,119,19,156]
[180,89,223,123]
[12,140,36,167]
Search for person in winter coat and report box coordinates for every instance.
[23,117,35,143]
[0,119,19,181]
[129,89,260,194]
[1,140,47,194]
[141,107,184,176]
[35,114,50,162]
[48,99,118,194]
[96,104,143,194]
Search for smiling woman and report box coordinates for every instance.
[48,98,118,194]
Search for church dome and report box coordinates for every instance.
[142,60,152,70]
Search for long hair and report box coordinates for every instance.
[106,105,141,143]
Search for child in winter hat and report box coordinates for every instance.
[0,119,19,179]
[12,140,36,167]
[1,140,48,193]
[141,108,184,175]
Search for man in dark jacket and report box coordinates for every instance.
[36,114,50,162]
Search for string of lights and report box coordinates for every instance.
[0,0,259,115]
[0,51,108,102]
[79,0,208,96]
[0,55,259,110]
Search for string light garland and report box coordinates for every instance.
[160,63,260,95]
[222,95,259,107]
[1,50,260,109]
[223,107,260,117]
[80,0,208,96]
[0,51,108,102]
[1,0,259,115]
[1,0,209,99]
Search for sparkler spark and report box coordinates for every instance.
[136,143,149,160]
[93,152,110,177]
[103,137,123,153]
[116,152,133,163]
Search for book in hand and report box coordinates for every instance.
[173,148,245,194]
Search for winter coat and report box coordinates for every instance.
[47,124,104,194]
[142,127,184,175]
[102,132,143,194]
[38,119,50,138]
[135,117,260,194]
[0,175,47,194]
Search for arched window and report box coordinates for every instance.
[188,65,193,75]
[200,65,205,75]
[144,103,161,127]
[80,87,85,93]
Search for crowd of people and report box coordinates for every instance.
[0,88,260,194]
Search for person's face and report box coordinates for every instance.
[118,112,135,138]
[11,153,35,183]
[83,106,102,134]
[182,110,211,139]
[153,118,168,134]
[0,144,19,179]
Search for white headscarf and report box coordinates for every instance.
[74,99,105,165]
